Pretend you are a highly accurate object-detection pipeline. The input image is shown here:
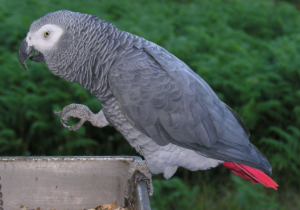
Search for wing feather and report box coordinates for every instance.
[108,40,272,175]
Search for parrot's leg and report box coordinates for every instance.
[125,160,154,205]
[54,104,109,131]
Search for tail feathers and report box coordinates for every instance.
[223,162,278,190]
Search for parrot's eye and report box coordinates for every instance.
[44,31,50,37]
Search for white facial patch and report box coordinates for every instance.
[27,24,63,52]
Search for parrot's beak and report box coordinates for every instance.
[18,38,33,70]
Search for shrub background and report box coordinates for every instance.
[0,0,299,209]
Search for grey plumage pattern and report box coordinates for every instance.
[19,10,272,179]
[109,39,271,174]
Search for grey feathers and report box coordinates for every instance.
[109,40,272,174]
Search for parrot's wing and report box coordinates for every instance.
[109,41,271,174]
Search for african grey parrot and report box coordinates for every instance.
[18,10,277,190]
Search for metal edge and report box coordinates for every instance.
[0,156,142,162]
[0,176,2,210]
[135,172,151,210]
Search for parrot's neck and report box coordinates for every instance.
[49,21,123,102]
[70,29,144,102]
[48,19,144,103]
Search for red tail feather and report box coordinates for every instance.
[223,162,278,190]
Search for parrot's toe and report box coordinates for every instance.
[54,104,94,131]
[53,110,62,116]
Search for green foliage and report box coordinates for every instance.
[262,126,300,182]
[151,178,200,209]
[151,175,286,210]
[0,0,300,209]
[230,175,281,210]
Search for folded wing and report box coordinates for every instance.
[109,40,272,175]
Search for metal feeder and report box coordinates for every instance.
[0,156,151,210]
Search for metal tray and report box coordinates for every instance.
[0,156,151,210]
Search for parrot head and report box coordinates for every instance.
[18,10,114,84]
[18,10,78,71]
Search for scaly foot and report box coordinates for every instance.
[54,104,109,131]
[125,160,154,202]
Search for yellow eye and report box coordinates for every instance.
[44,31,50,37]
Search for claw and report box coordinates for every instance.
[66,126,74,132]
[62,119,67,125]
[61,121,74,131]
[60,119,77,131]
[125,160,153,200]
[53,110,62,116]
[61,119,68,127]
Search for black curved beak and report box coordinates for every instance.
[18,38,33,70]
